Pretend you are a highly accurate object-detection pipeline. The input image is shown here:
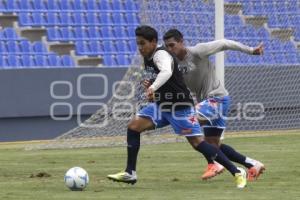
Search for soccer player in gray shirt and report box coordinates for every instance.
[162,29,265,181]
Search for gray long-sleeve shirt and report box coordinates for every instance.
[178,39,254,102]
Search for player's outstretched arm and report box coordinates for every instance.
[192,39,263,58]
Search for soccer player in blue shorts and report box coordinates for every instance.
[107,25,247,188]
[162,29,265,181]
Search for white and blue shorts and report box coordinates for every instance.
[196,96,231,138]
[137,103,202,137]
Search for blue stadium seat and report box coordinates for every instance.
[60,27,75,41]
[32,42,47,53]
[19,12,33,26]
[0,41,7,53]
[7,55,21,67]
[128,40,137,51]
[100,26,114,39]
[100,0,112,10]
[116,54,130,65]
[90,41,104,54]
[87,27,101,38]
[183,13,196,24]
[0,56,8,67]
[86,0,99,10]
[226,53,238,65]
[3,28,18,39]
[127,27,135,38]
[112,0,124,11]
[125,13,139,24]
[225,15,243,26]
[290,15,300,27]
[76,41,89,55]
[112,12,126,25]
[45,0,59,10]
[72,12,87,25]
[87,13,100,25]
[48,54,62,66]
[114,26,128,38]
[103,41,117,53]
[264,40,273,51]
[282,41,297,53]
[20,40,32,53]
[7,41,20,53]
[274,53,287,64]
[286,53,298,64]
[17,0,30,11]
[47,28,60,41]
[173,13,184,24]
[103,55,117,66]
[100,13,113,24]
[61,55,75,67]
[262,53,276,65]
[246,26,259,39]
[59,12,73,26]
[32,0,46,10]
[256,28,269,39]
[35,55,48,66]
[74,27,88,39]
[70,0,85,10]
[0,1,7,12]
[3,1,16,12]
[21,55,35,67]
[57,0,71,10]
[0,30,3,39]
[45,12,59,26]
[115,40,130,52]
[32,12,45,26]
[124,0,138,11]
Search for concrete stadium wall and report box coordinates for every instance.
[0,67,127,142]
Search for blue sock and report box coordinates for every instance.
[220,144,253,168]
[125,129,140,174]
[196,141,239,176]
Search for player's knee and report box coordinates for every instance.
[205,137,221,148]
[186,136,205,149]
[128,119,142,132]
[128,117,154,132]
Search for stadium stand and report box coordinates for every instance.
[0,0,140,67]
[0,0,299,68]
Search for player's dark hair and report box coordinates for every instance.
[135,25,158,42]
[163,29,184,42]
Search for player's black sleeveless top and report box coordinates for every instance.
[144,46,194,110]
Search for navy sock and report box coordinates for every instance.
[220,144,253,168]
[196,141,239,176]
[206,157,215,164]
[125,129,140,174]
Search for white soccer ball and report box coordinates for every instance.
[64,167,89,191]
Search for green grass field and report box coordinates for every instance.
[1,132,300,200]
